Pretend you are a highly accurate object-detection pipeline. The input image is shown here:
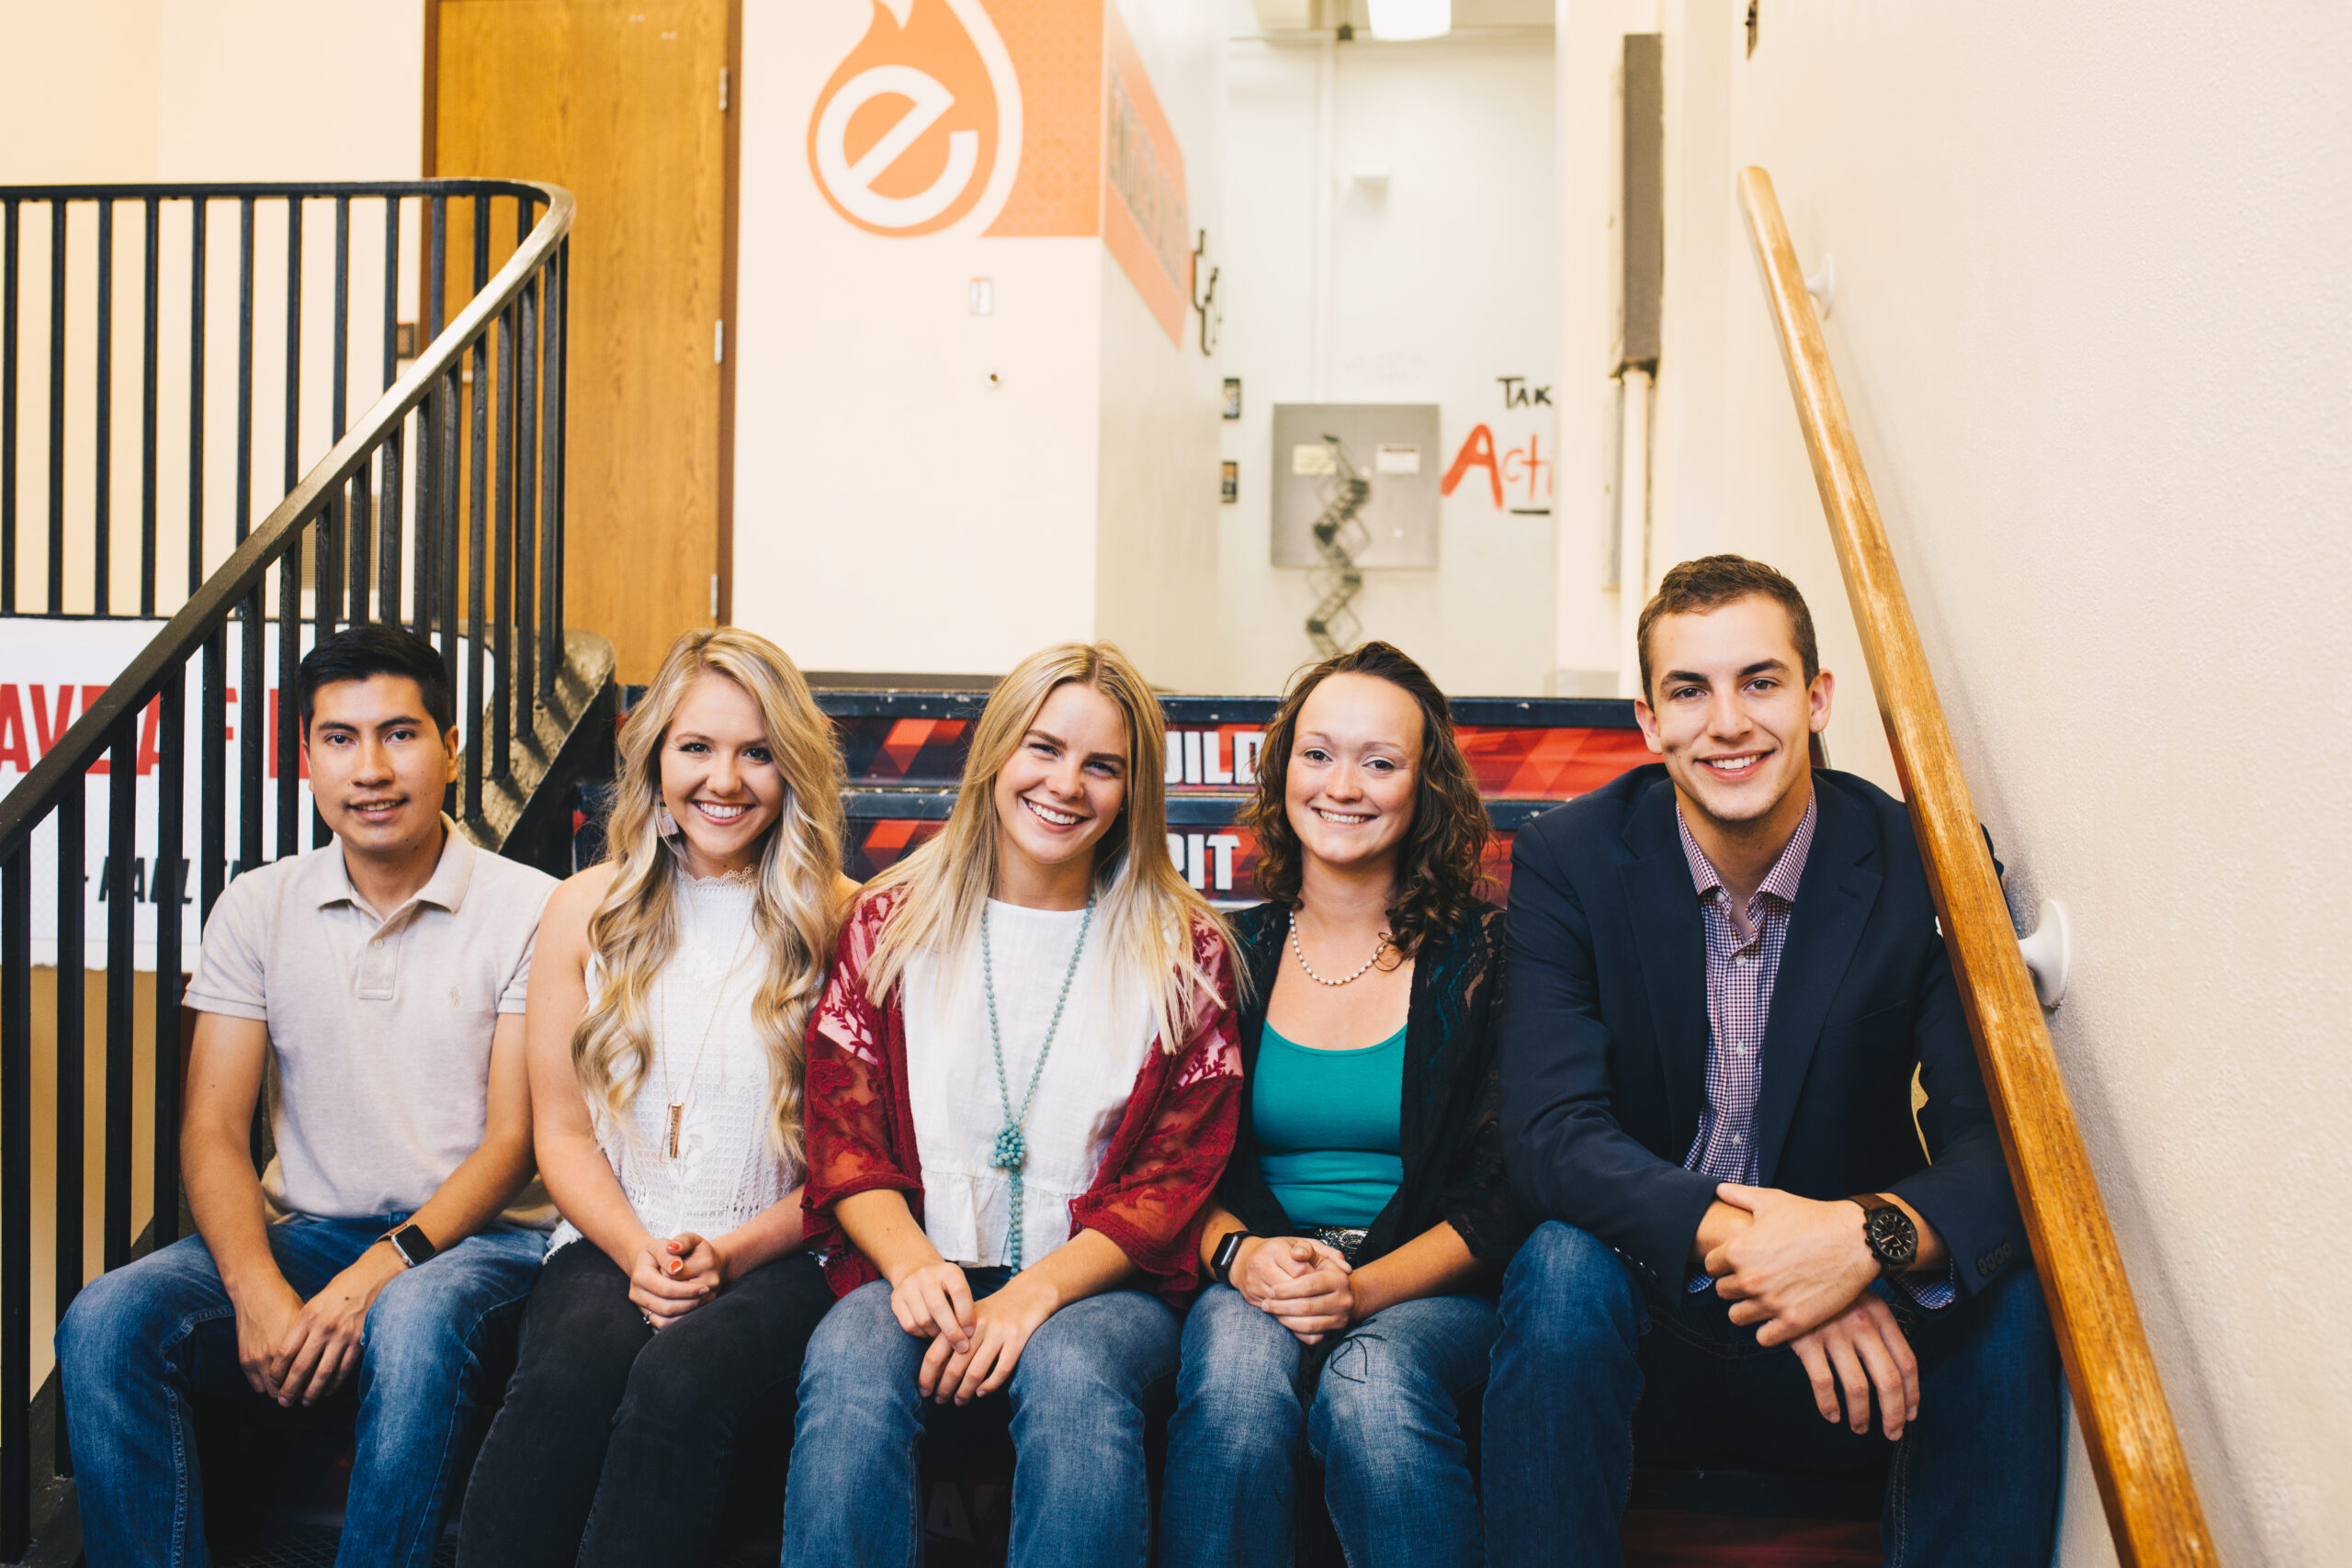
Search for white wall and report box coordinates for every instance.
[733,0,1103,678]
[732,0,1225,681]
[1217,26,1559,696]
[1093,0,1228,691]
[1557,4,2352,1562]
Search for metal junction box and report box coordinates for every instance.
[1270,403,1442,569]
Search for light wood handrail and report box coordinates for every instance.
[1736,167,2217,1568]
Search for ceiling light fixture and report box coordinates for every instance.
[1367,0,1450,42]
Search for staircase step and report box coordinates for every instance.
[1623,1508,1881,1566]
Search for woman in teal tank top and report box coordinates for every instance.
[1159,643,1529,1568]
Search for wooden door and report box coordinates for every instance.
[432,0,738,682]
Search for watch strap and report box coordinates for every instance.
[384,1223,437,1269]
[1209,1231,1253,1286]
[1847,1194,1916,1275]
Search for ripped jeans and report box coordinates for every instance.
[1160,1283,1496,1568]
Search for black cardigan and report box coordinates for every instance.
[1216,900,1530,1270]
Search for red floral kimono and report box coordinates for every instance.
[800,889,1244,1307]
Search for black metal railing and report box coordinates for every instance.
[0,179,574,1557]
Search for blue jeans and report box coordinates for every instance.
[781,1270,1181,1568]
[1482,1221,2063,1568]
[1161,1283,1495,1568]
[56,1214,547,1568]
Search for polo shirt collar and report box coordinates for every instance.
[312,814,477,918]
[1677,789,1820,908]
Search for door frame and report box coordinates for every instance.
[421,0,743,624]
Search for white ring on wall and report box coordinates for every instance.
[944,0,1023,235]
[814,65,979,229]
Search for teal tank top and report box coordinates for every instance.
[1252,1020,1406,1229]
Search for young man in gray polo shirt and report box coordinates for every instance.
[58,625,559,1568]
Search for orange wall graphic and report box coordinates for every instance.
[808,0,1006,237]
[981,0,1102,237]
[804,0,1188,343]
[1099,3,1189,344]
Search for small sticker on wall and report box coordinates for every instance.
[1222,378,1242,420]
[1375,444,1421,475]
[1292,444,1338,476]
[1220,461,1238,504]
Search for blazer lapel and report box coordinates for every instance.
[1753,786,1883,1184]
[1617,784,1712,1156]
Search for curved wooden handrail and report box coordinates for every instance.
[1736,167,2216,1568]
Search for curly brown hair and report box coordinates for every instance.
[1245,642,1490,957]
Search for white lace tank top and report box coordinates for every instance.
[548,870,801,1255]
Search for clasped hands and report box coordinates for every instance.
[1229,1236,1356,1345]
[233,1242,409,1408]
[629,1229,729,1328]
[889,1259,1057,1407]
[1704,1183,1920,1442]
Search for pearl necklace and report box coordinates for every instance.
[1288,909,1391,987]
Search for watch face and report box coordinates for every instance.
[1865,1207,1918,1268]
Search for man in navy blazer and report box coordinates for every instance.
[1482,557,2062,1568]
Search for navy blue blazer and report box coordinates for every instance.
[1498,763,2025,1301]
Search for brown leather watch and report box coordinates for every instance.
[1848,1195,1918,1276]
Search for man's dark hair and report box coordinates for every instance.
[1636,554,1820,698]
[298,624,455,737]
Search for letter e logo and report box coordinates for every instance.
[808,0,1019,238]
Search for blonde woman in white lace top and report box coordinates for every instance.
[458,629,857,1568]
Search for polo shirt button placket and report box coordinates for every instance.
[359,920,399,1000]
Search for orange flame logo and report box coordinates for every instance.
[808,0,1004,237]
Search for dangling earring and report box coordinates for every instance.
[657,806,681,838]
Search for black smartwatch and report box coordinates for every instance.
[384,1224,438,1269]
[1209,1231,1255,1286]
[1848,1195,1918,1276]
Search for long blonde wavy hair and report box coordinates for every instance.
[862,641,1228,1054]
[573,628,846,1167]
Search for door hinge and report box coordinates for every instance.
[714,320,725,364]
[710,574,720,619]
[719,67,729,114]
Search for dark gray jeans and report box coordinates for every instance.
[457,1239,833,1568]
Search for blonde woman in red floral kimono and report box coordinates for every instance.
[782,642,1240,1568]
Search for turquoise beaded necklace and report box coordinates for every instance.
[980,895,1095,1271]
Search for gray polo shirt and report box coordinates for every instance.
[185,817,559,1228]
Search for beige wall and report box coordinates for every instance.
[0,0,163,185]
[1094,242,1225,690]
[1556,3,2352,1562]
[153,1,422,182]
[1,2,424,616]
[16,969,164,1393]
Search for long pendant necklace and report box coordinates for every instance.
[1289,908,1390,987]
[981,896,1095,1271]
[660,889,756,1161]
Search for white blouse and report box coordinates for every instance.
[548,870,801,1255]
[902,899,1156,1270]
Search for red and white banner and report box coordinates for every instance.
[0,621,481,970]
